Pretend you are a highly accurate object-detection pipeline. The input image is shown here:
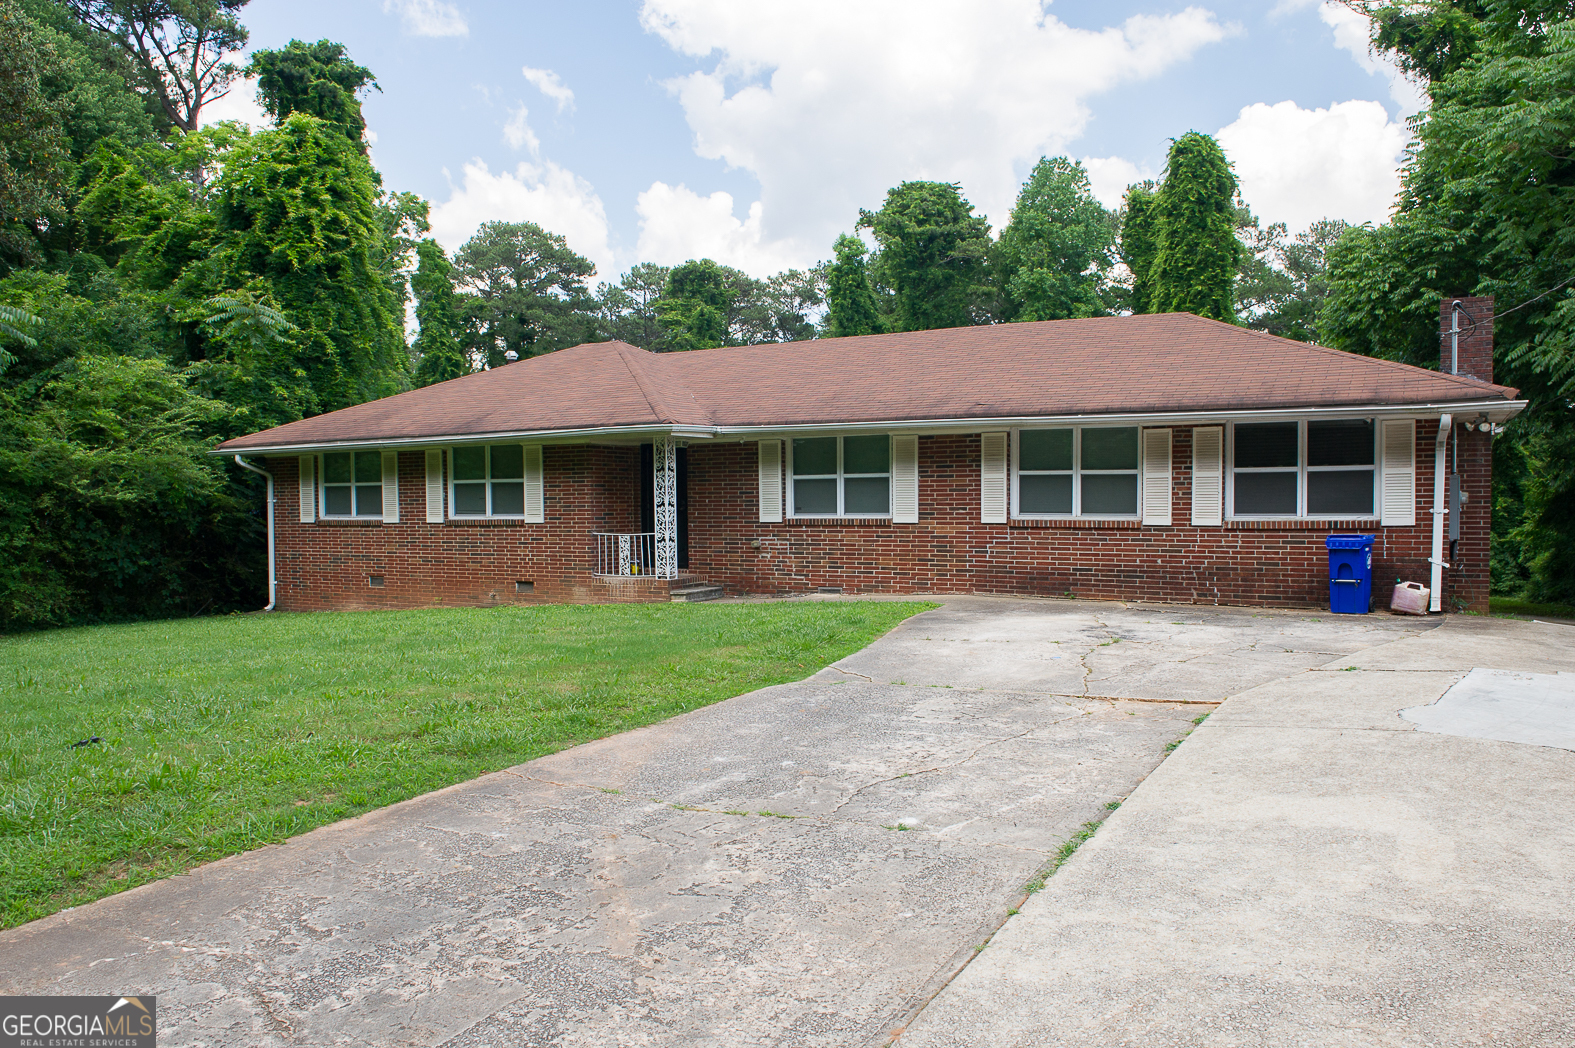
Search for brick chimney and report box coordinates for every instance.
[1438,296,1494,383]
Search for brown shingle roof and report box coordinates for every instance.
[218,313,1521,451]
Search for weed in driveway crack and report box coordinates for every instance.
[1024,818,1105,893]
[1164,711,1212,753]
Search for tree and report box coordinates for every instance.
[452,220,597,366]
[246,39,377,151]
[1117,183,1159,314]
[594,263,670,349]
[410,239,469,386]
[63,0,249,132]
[204,112,408,414]
[22,0,159,160]
[1321,1,1575,601]
[1148,132,1240,321]
[1235,208,1349,343]
[725,265,825,345]
[0,1,68,268]
[825,233,883,337]
[655,258,732,351]
[0,353,249,629]
[994,157,1117,322]
[858,181,991,331]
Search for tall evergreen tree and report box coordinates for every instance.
[1148,132,1240,322]
[246,39,377,151]
[1119,183,1159,315]
[452,220,597,365]
[825,233,883,337]
[411,238,469,386]
[858,181,991,331]
[994,157,1116,322]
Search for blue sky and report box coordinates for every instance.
[208,0,1424,280]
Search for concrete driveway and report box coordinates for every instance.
[897,614,1575,1048]
[1,600,1434,1046]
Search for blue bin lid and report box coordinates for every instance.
[1326,534,1375,550]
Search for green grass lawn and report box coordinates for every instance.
[0,600,930,928]
[1490,597,1575,621]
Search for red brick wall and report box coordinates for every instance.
[687,428,1477,610]
[265,423,1490,614]
[269,445,662,611]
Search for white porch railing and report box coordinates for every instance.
[593,532,670,579]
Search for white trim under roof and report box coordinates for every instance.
[212,398,1527,456]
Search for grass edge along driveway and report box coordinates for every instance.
[0,600,932,928]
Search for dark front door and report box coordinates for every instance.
[640,444,689,570]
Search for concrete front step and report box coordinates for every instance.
[670,584,724,603]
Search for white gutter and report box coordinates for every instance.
[211,398,1528,457]
[1429,414,1452,612]
[233,455,276,612]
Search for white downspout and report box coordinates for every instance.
[1429,414,1452,612]
[233,450,277,614]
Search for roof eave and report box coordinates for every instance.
[209,398,1526,456]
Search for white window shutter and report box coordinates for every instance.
[1191,426,1223,526]
[524,445,544,523]
[758,440,783,522]
[298,455,315,523]
[1381,419,1416,526]
[381,451,400,522]
[425,449,444,523]
[1142,429,1173,525]
[892,434,918,523]
[980,432,1008,523]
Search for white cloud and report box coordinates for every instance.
[636,0,1232,272]
[383,0,468,38]
[1080,156,1157,211]
[1217,99,1408,230]
[503,103,539,153]
[428,159,616,278]
[201,72,268,130]
[635,182,806,274]
[521,67,575,113]
[1318,2,1427,115]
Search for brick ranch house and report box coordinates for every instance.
[217,301,1523,614]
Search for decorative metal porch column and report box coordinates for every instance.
[653,434,678,579]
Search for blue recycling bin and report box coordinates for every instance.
[1326,534,1375,614]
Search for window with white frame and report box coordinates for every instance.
[1014,427,1140,516]
[321,451,383,517]
[790,435,891,516]
[450,445,525,517]
[1229,420,1376,517]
